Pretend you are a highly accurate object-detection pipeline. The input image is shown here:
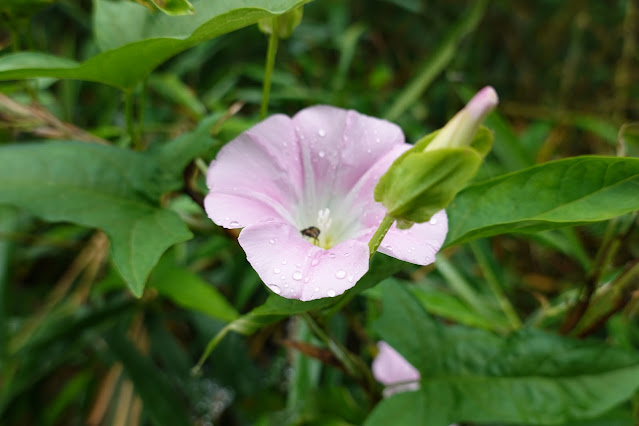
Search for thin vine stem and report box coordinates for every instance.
[368,215,395,257]
[260,19,279,120]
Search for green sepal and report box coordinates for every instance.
[258,6,304,39]
[375,127,494,224]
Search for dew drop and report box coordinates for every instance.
[318,151,326,158]
[224,216,230,221]
[344,252,350,257]
[314,287,320,292]
[329,253,336,259]
[304,277,310,283]
[281,260,288,265]
[347,275,354,282]
[318,128,326,137]
[384,244,393,251]
[429,217,438,225]
[335,270,346,279]
[280,275,286,280]
[327,289,336,297]
[292,272,303,281]
[269,239,275,245]
[425,256,431,262]
[270,285,281,294]
[229,221,240,227]
[410,246,416,251]
[273,267,280,274]
[290,288,295,293]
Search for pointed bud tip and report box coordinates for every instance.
[466,86,499,120]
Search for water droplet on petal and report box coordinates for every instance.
[224,216,230,221]
[311,259,320,267]
[270,285,281,294]
[292,272,303,281]
[384,245,393,251]
[269,239,275,244]
[304,277,310,283]
[327,289,336,297]
[347,275,354,282]
[318,151,326,158]
[281,260,287,265]
[290,288,295,293]
[229,221,240,227]
[429,217,438,225]
[344,252,350,257]
[335,270,346,279]
[273,268,280,274]
[314,287,320,292]
[318,128,326,137]
[281,275,286,280]
[329,253,336,259]
[425,256,431,262]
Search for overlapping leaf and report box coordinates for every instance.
[0,117,217,296]
[367,281,639,425]
[0,0,311,89]
[445,156,639,247]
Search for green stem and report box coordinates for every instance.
[368,215,395,257]
[137,79,147,140]
[469,241,521,329]
[302,313,378,398]
[260,19,279,120]
[124,91,140,149]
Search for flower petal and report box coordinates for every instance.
[205,114,303,228]
[372,341,420,396]
[292,106,405,200]
[238,221,370,301]
[378,209,448,265]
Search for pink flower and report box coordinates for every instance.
[372,341,420,397]
[204,106,447,301]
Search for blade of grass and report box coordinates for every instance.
[384,0,487,121]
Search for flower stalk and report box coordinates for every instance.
[260,18,279,119]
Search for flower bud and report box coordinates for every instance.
[258,7,304,39]
[375,87,498,227]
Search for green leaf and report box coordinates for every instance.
[0,118,217,296]
[368,281,639,425]
[149,255,239,323]
[0,0,311,89]
[445,156,639,247]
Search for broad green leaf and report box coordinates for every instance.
[0,0,311,89]
[0,117,217,296]
[368,281,639,425]
[445,156,639,247]
[105,331,191,426]
[149,255,239,322]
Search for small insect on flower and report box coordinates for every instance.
[300,226,320,243]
